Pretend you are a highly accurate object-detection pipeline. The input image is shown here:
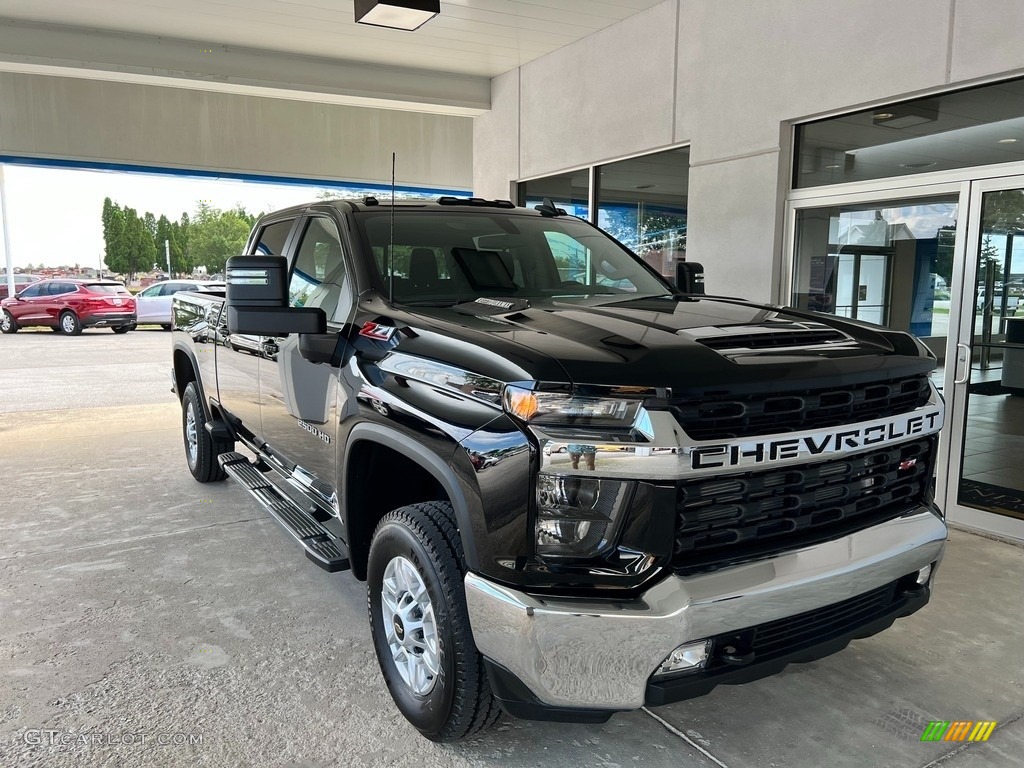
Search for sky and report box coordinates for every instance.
[0,165,446,271]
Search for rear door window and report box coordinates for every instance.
[48,282,75,295]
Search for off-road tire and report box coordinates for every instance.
[182,381,232,482]
[367,501,500,742]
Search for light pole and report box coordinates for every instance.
[165,239,171,279]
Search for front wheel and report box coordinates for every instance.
[181,381,232,482]
[0,311,17,334]
[161,324,172,331]
[111,325,131,334]
[367,502,500,742]
[59,311,82,335]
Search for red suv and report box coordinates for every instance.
[1,279,136,334]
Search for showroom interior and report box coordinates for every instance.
[1,1,1023,766]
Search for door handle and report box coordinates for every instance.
[954,343,971,385]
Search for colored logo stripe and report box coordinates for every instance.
[921,721,997,742]
[921,721,949,741]
[969,722,997,742]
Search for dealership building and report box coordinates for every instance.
[1,2,1022,543]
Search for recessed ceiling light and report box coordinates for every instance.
[824,164,842,170]
[874,112,896,120]
[354,0,440,31]
[998,138,1019,144]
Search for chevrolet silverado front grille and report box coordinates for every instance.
[673,437,934,573]
[671,373,931,441]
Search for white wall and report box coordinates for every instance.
[474,0,1024,302]
[0,72,473,191]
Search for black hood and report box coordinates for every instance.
[386,295,935,396]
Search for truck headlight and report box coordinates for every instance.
[536,473,631,557]
[504,385,641,428]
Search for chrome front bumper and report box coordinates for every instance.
[465,507,947,711]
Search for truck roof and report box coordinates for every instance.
[266,196,561,218]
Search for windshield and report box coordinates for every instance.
[355,211,671,305]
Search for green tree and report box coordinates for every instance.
[101,198,129,278]
[188,203,254,274]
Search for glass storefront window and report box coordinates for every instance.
[792,195,959,358]
[795,77,1024,188]
[597,148,689,279]
[519,169,589,219]
[519,147,690,280]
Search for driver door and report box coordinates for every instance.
[258,213,356,500]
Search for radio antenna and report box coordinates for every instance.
[388,152,396,304]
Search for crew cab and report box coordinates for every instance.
[170,197,946,742]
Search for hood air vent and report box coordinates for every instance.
[697,329,849,351]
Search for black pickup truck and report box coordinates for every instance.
[171,196,947,742]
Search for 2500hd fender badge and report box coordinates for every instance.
[687,405,943,471]
[297,420,332,444]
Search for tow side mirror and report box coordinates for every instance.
[225,255,325,335]
[675,262,705,295]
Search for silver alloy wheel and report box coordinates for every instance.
[381,555,440,696]
[61,314,76,333]
[185,399,198,466]
[1,313,10,331]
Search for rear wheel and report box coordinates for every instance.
[111,325,131,334]
[0,311,17,334]
[161,324,172,331]
[367,501,500,742]
[59,311,82,335]
[182,381,232,482]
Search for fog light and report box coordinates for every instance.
[916,564,933,585]
[535,474,631,558]
[654,640,712,678]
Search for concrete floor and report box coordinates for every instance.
[0,329,1022,768]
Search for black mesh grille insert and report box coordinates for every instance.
[671,374,931,441]
[673,438,934,573]
[706,581,900,668]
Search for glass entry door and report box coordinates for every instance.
[945,178,1024,539]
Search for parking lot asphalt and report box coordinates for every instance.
[0,328,1022,768]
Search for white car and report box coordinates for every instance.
[134,280,225,329]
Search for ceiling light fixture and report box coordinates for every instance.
[824,164,842,169]
[354,0,440,31]
[872,101,939,129]
[998,138,1019,144]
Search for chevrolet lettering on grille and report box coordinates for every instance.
[686,404,943,471]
